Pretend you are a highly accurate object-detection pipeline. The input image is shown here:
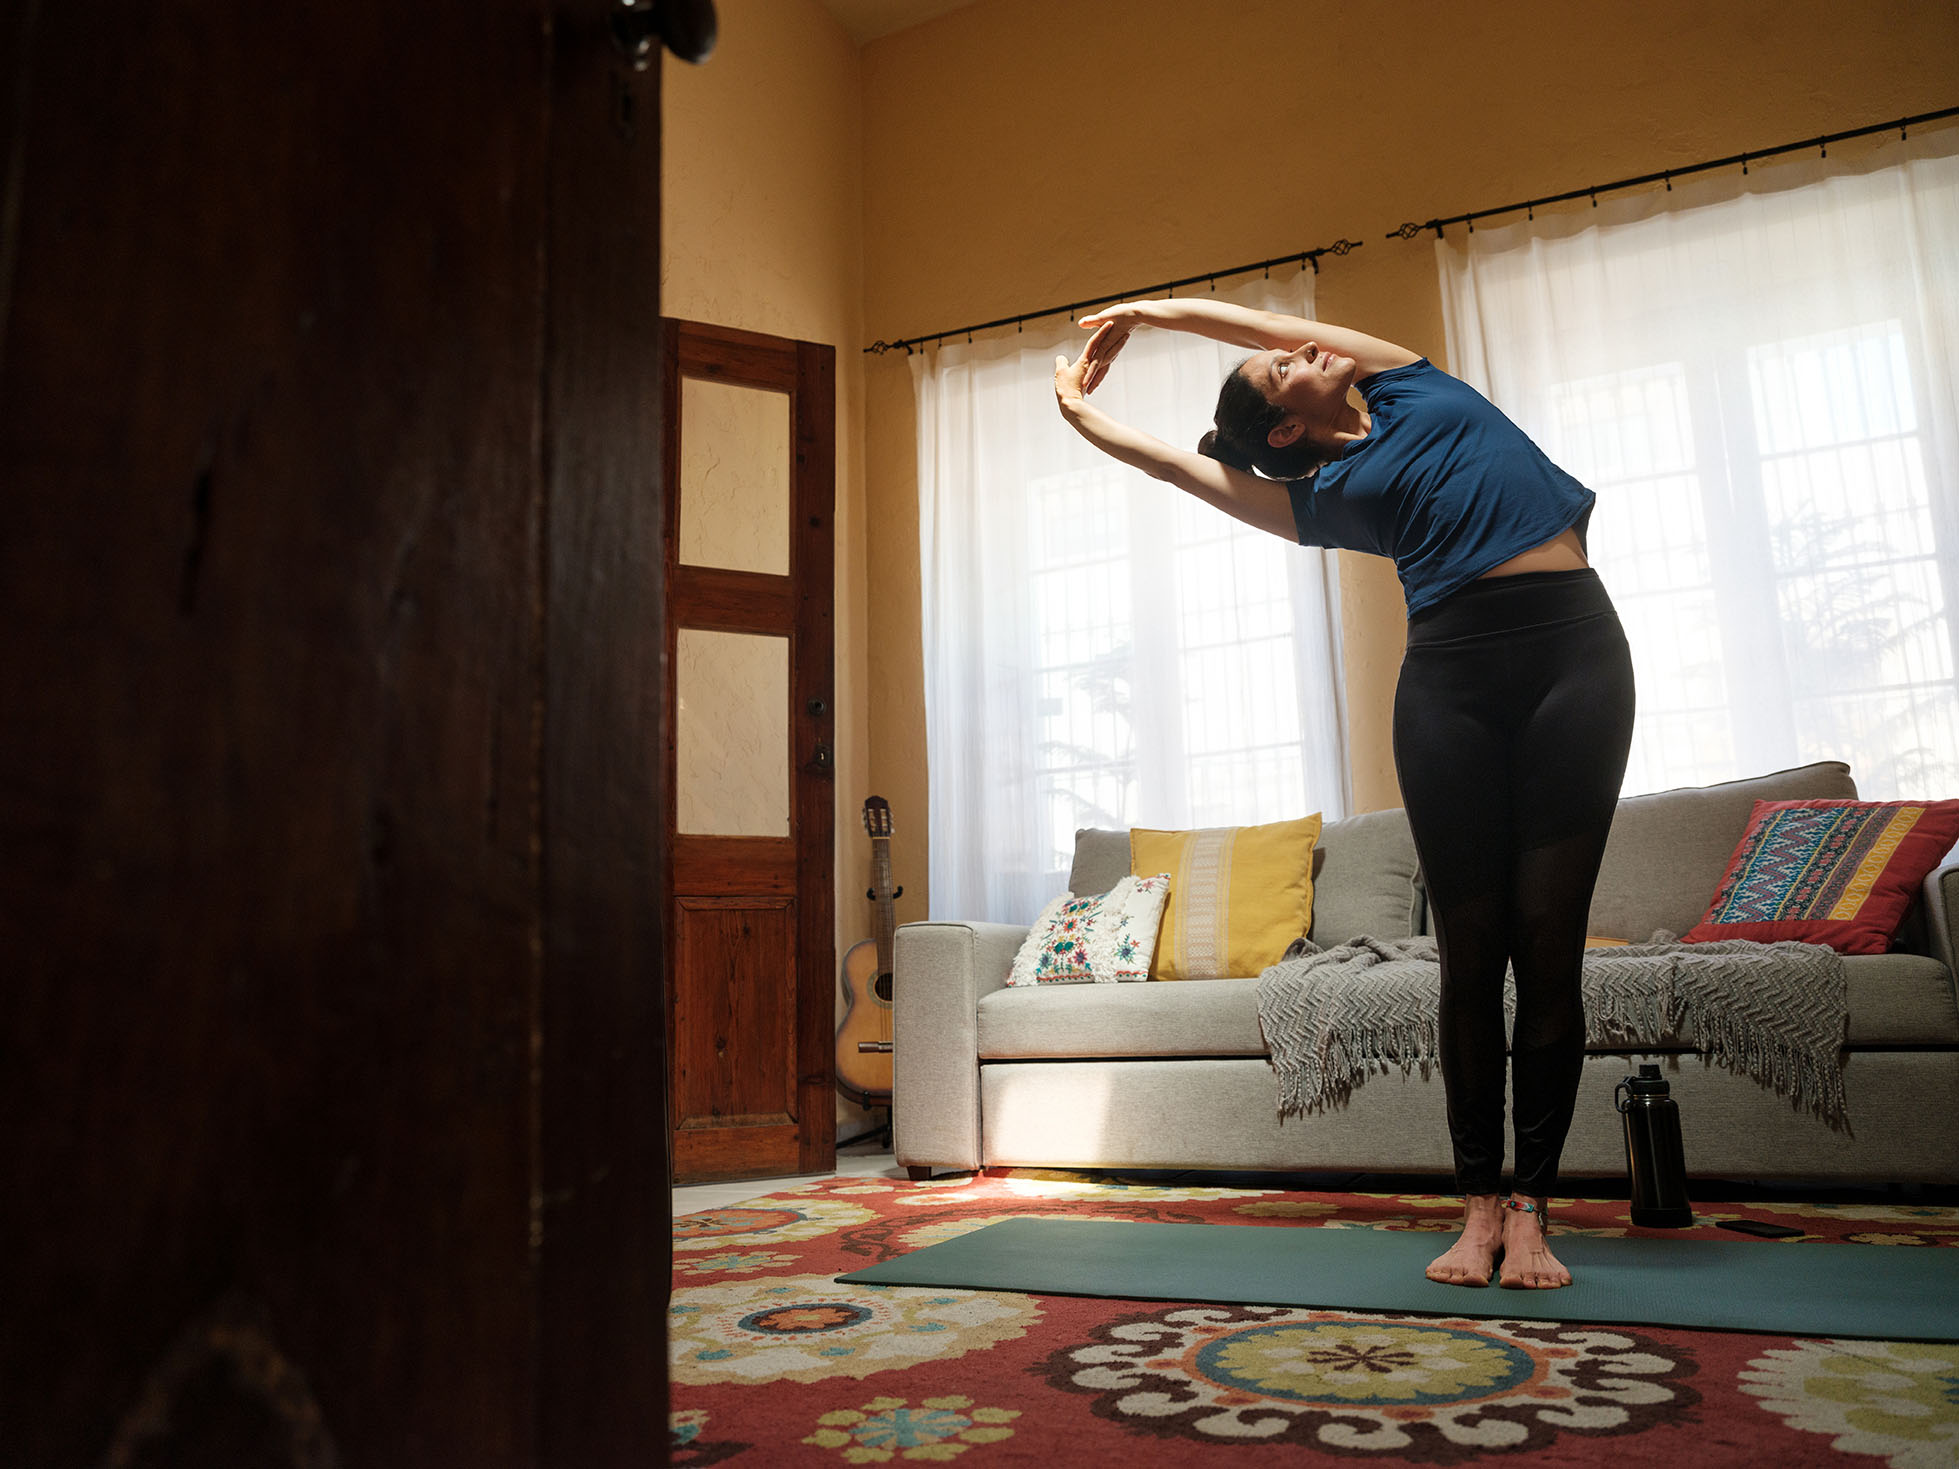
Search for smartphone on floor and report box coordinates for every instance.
[1717,1218,1806,1238]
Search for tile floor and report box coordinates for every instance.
[671,1144,903,1217]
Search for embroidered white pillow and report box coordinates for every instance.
[1006,874,1173,986]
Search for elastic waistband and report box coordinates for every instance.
[1407,568,1615,645]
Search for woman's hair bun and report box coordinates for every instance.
[1198,428,1255,474]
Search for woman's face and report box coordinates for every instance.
[1247,342,1358,450]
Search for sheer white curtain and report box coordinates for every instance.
[916,272,1348,922]
[1439,127,1959,801]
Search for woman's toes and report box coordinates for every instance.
[1426,1240,1497,1286]
[1504,1259,1571,1289]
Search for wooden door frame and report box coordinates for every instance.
[538,9,672,1459]
[661,318,836,1180]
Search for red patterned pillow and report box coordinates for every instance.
[1682,799,1959,954]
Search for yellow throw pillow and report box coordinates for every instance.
[1130,816,1321,980]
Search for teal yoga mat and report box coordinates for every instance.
[837,1219,1959,1341]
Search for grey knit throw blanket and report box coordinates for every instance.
[1256,933,1849,1128]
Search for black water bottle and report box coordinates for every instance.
[1615,1064,1693,1228]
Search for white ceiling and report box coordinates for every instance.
[818,0,981,46]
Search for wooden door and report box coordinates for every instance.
[664,320,837,1184]
[1,0,670,1461]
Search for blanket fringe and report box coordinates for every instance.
[1258,932,1850,1130]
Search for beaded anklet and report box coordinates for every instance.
[1502,1197,1547,1230]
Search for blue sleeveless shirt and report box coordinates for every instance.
[1286,359,1595,616]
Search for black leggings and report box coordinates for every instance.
[1392,568,1636,1198]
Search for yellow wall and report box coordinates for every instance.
[661,0,876,1128]
[860,0,1959,925]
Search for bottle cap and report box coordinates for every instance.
[1622,1063,1672,1097]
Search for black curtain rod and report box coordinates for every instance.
[863,238,1363,356]
[1386,104,1959,240]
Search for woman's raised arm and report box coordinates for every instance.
[1052,325,1297,542]
[1080,298,1419,380]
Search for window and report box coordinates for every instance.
[1028,471,1329,876]
[1443,131,1959,799]
[915,275,1348,921]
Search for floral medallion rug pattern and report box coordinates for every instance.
[669,1171,1959,1467]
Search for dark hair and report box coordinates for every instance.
[1197,360,1324,480]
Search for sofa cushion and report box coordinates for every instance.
[1587,762,1858,941]
[1310,807,1424,946]
[979,977,1266,1058]
[1131,817,1320,980]
[1068,827,1133,898]
[1681,799,1959,954]
[1006,875,1172,986]
[1838,954,1959,1045]
[1069,807,1424,947]
[974,950,1959,1060]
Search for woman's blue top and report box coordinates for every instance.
[1286,359,1595,617]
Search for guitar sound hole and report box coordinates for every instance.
[874,972,893,1003]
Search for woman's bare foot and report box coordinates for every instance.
[1426,1194,1502,1286]
[1498,1194,1571,1289]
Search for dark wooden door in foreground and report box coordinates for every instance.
[664,320,837,1184]
[1,0,670,1461]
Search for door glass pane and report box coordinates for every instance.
[679,376,791,575]
[676,629,790,836]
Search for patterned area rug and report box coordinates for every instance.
[670,1170,1959,1466]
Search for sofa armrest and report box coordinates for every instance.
[1924,860,1959,977]
[892,920,1024,1173]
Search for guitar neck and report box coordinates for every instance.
[871,837,896,976]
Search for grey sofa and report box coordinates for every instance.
[893,762,1959,1185]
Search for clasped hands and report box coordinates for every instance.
[1051,301,1154,410]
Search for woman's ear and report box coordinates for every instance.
[1266,416,1306,449]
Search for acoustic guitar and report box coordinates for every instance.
[834,796,897,1102]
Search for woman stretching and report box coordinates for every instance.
[1052,299,1636,1289]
